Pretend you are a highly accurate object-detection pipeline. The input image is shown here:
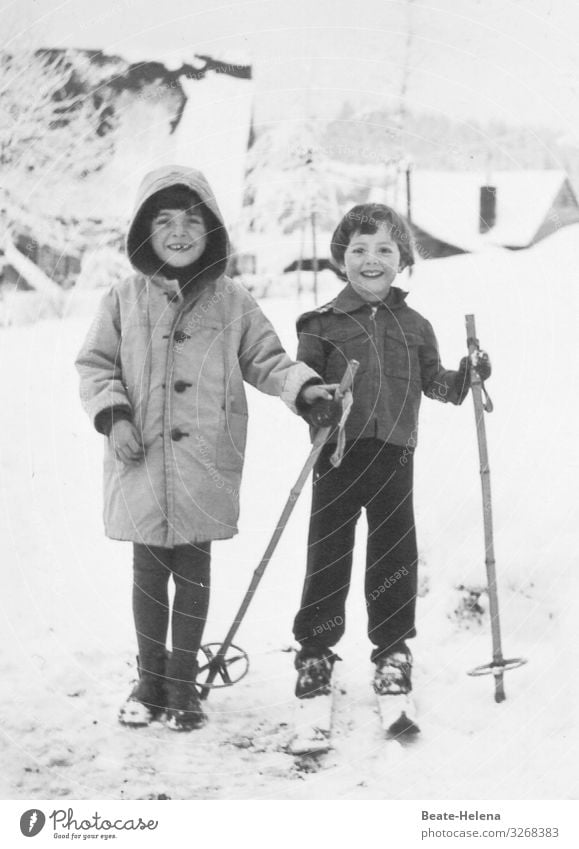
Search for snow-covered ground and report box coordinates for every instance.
[0,228,577,801]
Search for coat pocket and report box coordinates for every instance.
[324,327,370,382]
[216,410,248,472]
[384,329,422,382]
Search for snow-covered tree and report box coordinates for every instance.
[244,121,340,234]
[0,49,116,179]
[243,121,342,299]
[0,48,119,297]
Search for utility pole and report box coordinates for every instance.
[306,147,319,305]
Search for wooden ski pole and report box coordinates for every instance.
[198,359,360,699]
[465,314,526,702]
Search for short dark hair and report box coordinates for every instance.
[330,203,415,276]
[143,185,207,223]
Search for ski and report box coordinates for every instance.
[287,688,334,755]
[375,692,420,738]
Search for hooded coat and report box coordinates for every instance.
[76,166,318,546]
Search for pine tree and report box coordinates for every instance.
[243,121,343,300]
[244,121,340,235]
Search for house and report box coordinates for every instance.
[371,169,579,259]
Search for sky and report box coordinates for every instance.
[4,0,579,140]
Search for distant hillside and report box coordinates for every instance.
[321,102,579,188]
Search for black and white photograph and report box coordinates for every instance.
[0,0,577,839]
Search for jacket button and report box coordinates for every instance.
[171,428,187,441]
[174,380,190,393]
[174,330,190,344]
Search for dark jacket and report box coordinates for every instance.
[297,284,466,448]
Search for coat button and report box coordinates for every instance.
[174,380,191,393]
[174,330,190,344]
[171,428,188,441]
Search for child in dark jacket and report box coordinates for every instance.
[293,203,490,698]
[76,165,331,731]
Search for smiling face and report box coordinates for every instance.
[342,230,401,302]
[150,207,208,269]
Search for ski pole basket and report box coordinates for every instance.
[196,643,250,691]
[468,657,527,678]
[465,314,527,702]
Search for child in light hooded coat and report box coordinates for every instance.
[76,165,331,730]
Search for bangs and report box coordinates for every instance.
[330,203,415,272]
[146,185,205,219]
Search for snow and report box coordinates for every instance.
[75,248,133,292]
[0,226,577,801]
[239,230,334,275]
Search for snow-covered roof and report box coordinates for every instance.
[370,169,572,251]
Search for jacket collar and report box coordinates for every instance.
[332,284,408,313]
[149,273,218,303]
[150,273,180,294]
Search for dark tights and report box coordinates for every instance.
[132,543,211,682]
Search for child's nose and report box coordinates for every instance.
[171,221,187,237]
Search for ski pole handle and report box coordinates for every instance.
[320,360,360,408]
[301,358,359,459]
[335,358,359,398]
[466,317,493,413]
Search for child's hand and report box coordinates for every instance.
[110,419,145,465]
[458,350,492,385]
[300,384,342,429]
[300,383,338,405]
[471,349,491,381]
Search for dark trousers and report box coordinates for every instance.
[293,439,418,661]
[132,543,211,682]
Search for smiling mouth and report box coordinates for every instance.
[361,270,384,278]
[167,244,193,252]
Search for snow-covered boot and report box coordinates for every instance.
[118,653,167,727]
[294,646,338,699]
[165,654,206,732]
[165,681,206,731]
[373,644,413,696]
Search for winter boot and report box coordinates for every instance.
[294,646,339,699]
[118,653,167,727]
[165,681,206,731]
[165,654,206,732]
[373,643,412,696]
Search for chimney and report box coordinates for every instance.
[479,185,497,233]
